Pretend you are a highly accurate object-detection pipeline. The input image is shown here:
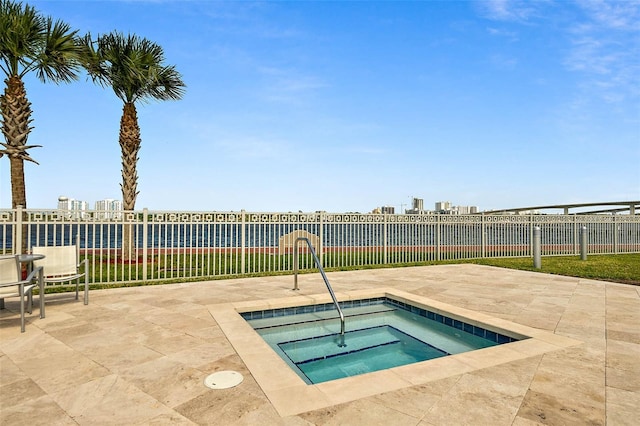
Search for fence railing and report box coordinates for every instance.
[1,207,638,285]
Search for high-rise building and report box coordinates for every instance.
[381,206,395,214]
[57,196,70,210]
[57,196,88,219]
[457,205,479,214]
[406,198,431,215]
[95,199,123,220]
[434,201,478,215]
[435,201,451,212]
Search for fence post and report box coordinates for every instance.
[533,226,541,269]
[436,215,441,261]
[142,208,149,280]
[240,210,246,274]
[580,225,587,260]
[383,214,388,264]
[318,213,324,265]
[16,205,23,254]
[573,215,582,254]
[481,213,486,258]
[613,215,619,254]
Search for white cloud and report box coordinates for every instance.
[257,66,328,104]
[578,0,640,31]
[478,0,542,23]
[487,27,519,41]
[565,1,640,103]
[565,36,617,74]
[479,0,639,104]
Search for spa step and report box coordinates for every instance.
[248,304,395,330]
[279,325,401,364]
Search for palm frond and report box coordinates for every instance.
[77,32,111,85]
[85,31,186,105]
[0,0,45,77]
[33,17,82,83]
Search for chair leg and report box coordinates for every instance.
[19,284,25,333]
[75,278,79,301]
[38,268,45,319]
[26,291,33,315]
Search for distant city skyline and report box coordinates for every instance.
[1,1,638,212]
[53,194,639,216]
[55,194,476,214]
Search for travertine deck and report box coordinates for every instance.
[1,265,638,425]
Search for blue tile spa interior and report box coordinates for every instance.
[242,297,525,384]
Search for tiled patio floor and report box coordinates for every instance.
[1,265,638,425]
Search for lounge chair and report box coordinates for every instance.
[0,255,45,332]
[32,245,89,305]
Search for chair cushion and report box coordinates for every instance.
[33,246,78,276]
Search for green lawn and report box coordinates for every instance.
[464,253,640,285]
[43,252,639,295]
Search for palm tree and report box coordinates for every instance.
[0,0,81,208]
[0,0,81,252]
[80,32,185,258]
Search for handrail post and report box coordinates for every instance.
[292,237,346,344]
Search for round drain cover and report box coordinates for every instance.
[204,371,244,389]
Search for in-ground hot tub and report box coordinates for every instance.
[209,288,580,416]
[241,296,525,384]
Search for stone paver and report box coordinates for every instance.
[0,265,638,425]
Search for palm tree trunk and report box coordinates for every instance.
[119,103,140,260]
[9,156,27,209]
[10,156,29,253]
[1,76,33,253]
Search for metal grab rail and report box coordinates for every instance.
[293,237,346,344]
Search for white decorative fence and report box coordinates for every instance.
[1,207,638,284]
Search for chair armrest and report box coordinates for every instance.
[0,281,21,289]
[79,258,89,279]
[25,266,44,284]
[0,266,43,288]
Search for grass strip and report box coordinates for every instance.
[465,253,639,285]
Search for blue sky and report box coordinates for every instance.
[1,0,639,213]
